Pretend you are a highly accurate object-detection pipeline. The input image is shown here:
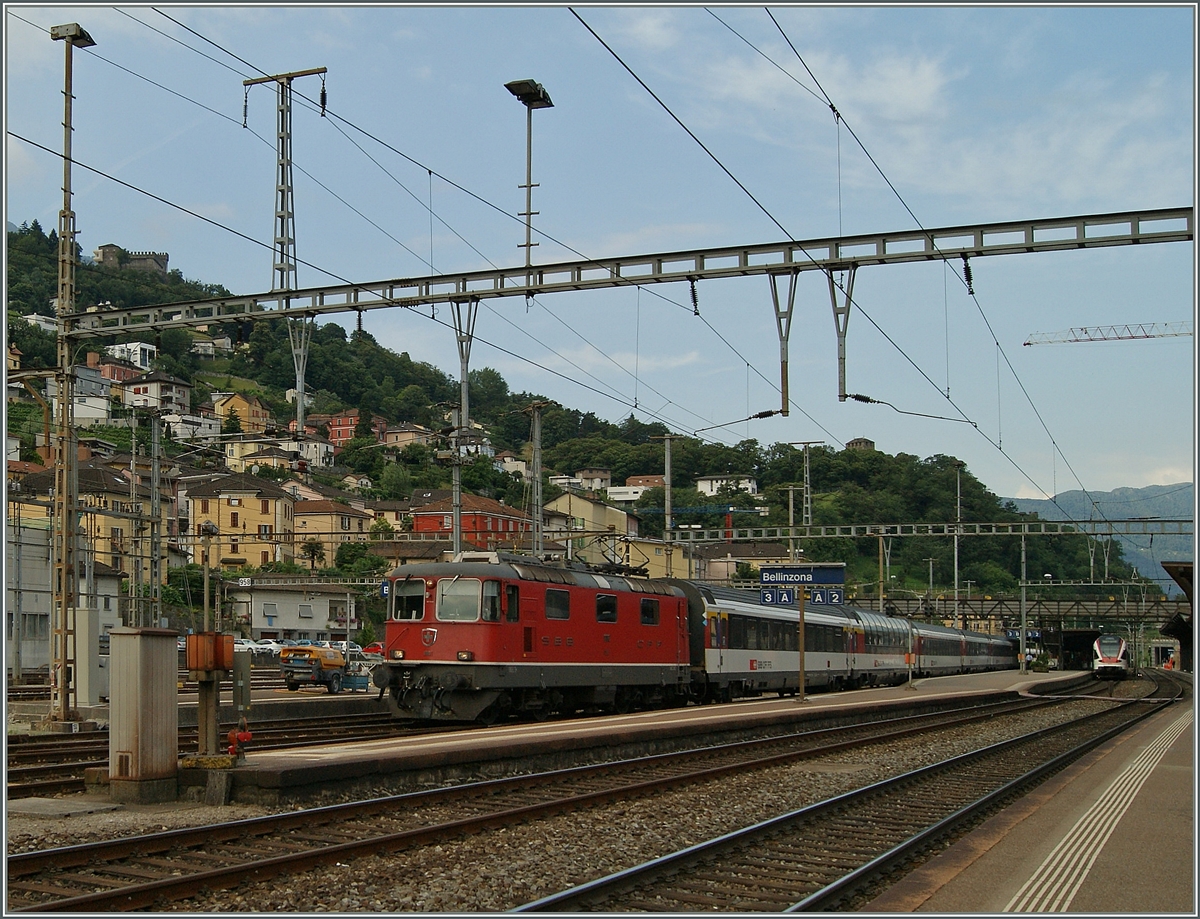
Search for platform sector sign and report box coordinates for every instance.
[759,564,845,606]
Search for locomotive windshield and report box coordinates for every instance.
[390,579,425,620]
[1097,634,1124,654]
[437,577,481,621]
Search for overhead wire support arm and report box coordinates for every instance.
[769,271,798,416]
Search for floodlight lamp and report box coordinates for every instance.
[50,23,95,48]
[505,79,553,109]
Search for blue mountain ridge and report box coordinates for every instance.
[1008,483,1194,595]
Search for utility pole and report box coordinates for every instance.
[244,66,326,438]
[785,442,822,562]
[1020,535,1028,673]
[524,401,550,558]
[924,557,936,614]
[451,299,479,557]
[47,22,95,727]
[954,461,964,628]
[650,435,675,576]
[149,412,162,627]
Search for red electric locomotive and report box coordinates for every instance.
[374,552,692,722]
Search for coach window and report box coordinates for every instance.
[505,585,520,622]
[745,619,760,650]
[391,578,425,620]
[640,598,660,626]
[596,594,617,623]
[482,581,502,622]
[545,588,571,620]
[728,615,746,649]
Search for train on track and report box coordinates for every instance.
[1092,633,1132,679]
[373,552,1018,722]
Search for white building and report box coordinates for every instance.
[695,475,758,497]
[122,370,192,413]
[21,313,57,334]
[225,582,359,642]
[163,412,221,442]
[105,341,157,371]
[6,520,123,681]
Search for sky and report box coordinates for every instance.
[4,4,1196,503]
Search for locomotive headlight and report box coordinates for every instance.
[457,650,475,661]
[391,649,405,660]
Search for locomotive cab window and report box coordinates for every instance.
[437,578,481,621]
[545,588,570,620]
[390,579,425,620]
[482,581,502,622]
[596,594,617,623]
[640,598,659,626]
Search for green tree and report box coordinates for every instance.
[379,461,412,499]
[222,408,242,434]
[334,541,389,576]
[299,538,325,571]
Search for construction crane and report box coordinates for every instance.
[1024,322,1192,345]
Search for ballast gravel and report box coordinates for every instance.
[6,697,1123,912]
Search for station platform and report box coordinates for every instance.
[217,669,1093,804]
[867,674,1194,913]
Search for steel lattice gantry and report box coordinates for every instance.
[69,207,1192,337]
[664,517,1193,545]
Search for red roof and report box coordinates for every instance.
[410,494,530,520]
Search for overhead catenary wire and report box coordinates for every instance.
[7,133,740,448]
[115,7,804,445]
[6,11,734,443]
[758,8,1104,514]
[697,8,1105,512]
[571,11,1066,501]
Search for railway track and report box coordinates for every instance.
[516,671,1187,911]
[5,712,414,799]
[6,691,1106,912]
[8,671,289,703]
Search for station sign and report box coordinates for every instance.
[1005,629,1042,640]
[759,564,845,606]
[759,586,844,606]
[760,564,846,587]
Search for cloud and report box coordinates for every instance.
[605,9,684,51]
[5,135,46,184]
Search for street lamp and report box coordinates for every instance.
[505,79,554,284]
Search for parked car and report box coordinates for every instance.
[329,641,362,654]
[254,639,284,654]
[280,645,348,693]
[362,642,384,657]
[233,638,257,653]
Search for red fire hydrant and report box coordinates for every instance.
[227,717,252,760]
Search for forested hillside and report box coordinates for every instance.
[5,221,1155,597]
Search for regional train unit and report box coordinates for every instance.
[372,552,1017,722]
[1092,633,1131,680]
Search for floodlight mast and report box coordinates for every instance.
[47,22,96,726]
[505,79,554,289]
